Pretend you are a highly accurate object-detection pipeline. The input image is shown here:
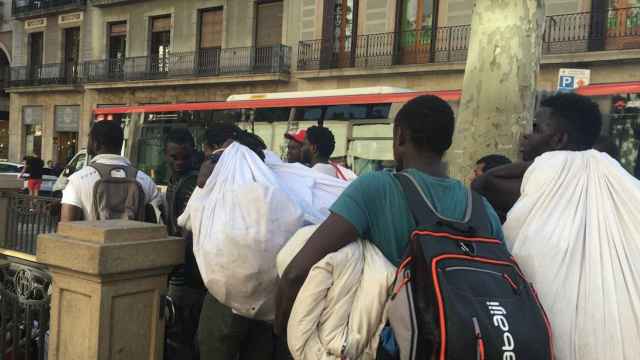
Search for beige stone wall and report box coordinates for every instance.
[0,31,12,61]
[9,90,83,162]
[86,0,266,61]
[9,53,640,163]
[6,0,640,164]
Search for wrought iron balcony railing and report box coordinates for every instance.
[298,7,640,71]
[84,45,290,82]
[12,0,85,19]
[8,45,291,87]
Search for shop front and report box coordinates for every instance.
[0,119,8,159]
[22,106,43,158]
[54,105,80,166]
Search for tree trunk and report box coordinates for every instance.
[448,0,545,181]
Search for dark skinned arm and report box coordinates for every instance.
[274,213,359,336]
[60,204,84,222]
[471,162,533,216]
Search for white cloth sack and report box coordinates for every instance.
[277,226,396,360]
[269,162,351,224]
[179,142,304,320]
[503,150,640,360]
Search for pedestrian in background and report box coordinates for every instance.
[60,121,157,222]
[471,154,511,181]
[284,129,305,164]
[162,128,205,360]
[301,126,356,180]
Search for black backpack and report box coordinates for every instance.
[388,172,553,360]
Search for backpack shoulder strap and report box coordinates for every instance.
[468,191,493,238]
[89,162,130,179]
[394,172,441,227]
[394,172,475,228]
[124,165,138,180]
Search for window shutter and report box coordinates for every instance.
[110,22,127,35]
[200,9,223,49]
[256,2,284,47]
[152,16,171,32]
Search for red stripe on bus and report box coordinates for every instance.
[93,90,463,114]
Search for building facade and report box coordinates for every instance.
[0,1,14,160]
[6,0,640,164]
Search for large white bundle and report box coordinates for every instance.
[179,143,304,320]
[269,162,350,224]
[277,226,395,359]
[504,150,640,360]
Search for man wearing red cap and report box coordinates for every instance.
[284,129,306,164]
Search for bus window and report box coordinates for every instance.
[368,104,391,119]
[325,105,367,120]
[136,112,207,185]
[294,104,391,122]
[295,107,323,121]
[352,158,395,175]
[254,108,291,122]
[213,109,244,123]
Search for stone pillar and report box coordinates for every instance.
[37,220,184,360]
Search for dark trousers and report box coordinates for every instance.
[198,293,289,360]
[165,285,206,360]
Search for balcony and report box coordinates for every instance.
[298,7,640,71]
[297,25,470,71]
[544,7,640,54]
[83,45,290,83]
[9,63,82,87]
[89,0,148,7]
[12,0,86,19]
[8,45,291,88]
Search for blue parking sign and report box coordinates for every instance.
[559,75,575,90]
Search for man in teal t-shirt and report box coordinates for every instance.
[275,95,504,335]
[331,168,503,266]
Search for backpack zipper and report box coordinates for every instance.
[473,317,485,360]
[445,266,519,292]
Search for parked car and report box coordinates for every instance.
[0,161,57,195]
[53,149,169,195]
[52,150,89,196]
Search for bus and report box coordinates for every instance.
[89,82,640,186]
[93,87,462,185]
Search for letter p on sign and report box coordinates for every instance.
[559,75,575,90]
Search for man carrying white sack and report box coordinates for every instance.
[473,92,640,360]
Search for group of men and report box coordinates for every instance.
[58,120,353,360]
[58,90,637,359]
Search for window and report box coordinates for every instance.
[397,0,436,64]
[63,27,80,80]
[150,15,171,73]
[28,32,43,80]
[65,151,86,176]
[198,8,223,73]
[23,106,43,157]
[0,164,20,173]
[0,120,8,159]
[55,105,80,164]
[321,0,359,67]
[256,1,283,47]
[295,104,391,121]
[254,107,291,122]
[108,22,127,74]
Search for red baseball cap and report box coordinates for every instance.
[284,129,307,144]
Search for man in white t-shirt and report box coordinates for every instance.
[301,126,357,181]
[60,121,158,222]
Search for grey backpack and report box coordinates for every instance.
[90,163,146,221]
